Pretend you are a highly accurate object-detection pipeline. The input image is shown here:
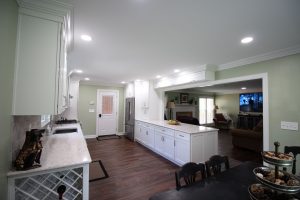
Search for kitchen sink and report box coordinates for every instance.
[53,128,78,134]
[55,119,78,124]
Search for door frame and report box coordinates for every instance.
[96,89,119,136]
[159,73,269,151]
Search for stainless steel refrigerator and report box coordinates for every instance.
[125,97,135,141]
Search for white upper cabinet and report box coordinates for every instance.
[12,1,72,115]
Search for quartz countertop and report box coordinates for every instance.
[136,119,218,134]
[7,123,91,177]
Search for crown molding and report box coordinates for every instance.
[218,44,300,71]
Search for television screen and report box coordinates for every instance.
[239,93,263,112]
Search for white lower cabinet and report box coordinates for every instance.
[174,138,190,166]
[135,120,218,166]
[135,122,154,149]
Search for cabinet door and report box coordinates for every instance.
[202,131,218,161]
[145,128,154,149]
[162,134,175,160]
[191,134,205,163]
[135,122,142,142]
[174,138,190,166]
[13,12,62,115]
[57,23,67,114]
[154,132,164,155]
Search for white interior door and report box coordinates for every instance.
[97,90,118,136]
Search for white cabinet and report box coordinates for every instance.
[135,122,154,149]
[174,131,191,165]
[135,120,218,166]
[12,6,69,115]
[154,128,175,161]
[135,122,143,142]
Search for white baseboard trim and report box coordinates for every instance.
[117,132,125,135]
[84,135,97,139]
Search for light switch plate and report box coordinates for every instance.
[281,121,298,131]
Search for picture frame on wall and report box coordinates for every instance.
[180,93,189,104]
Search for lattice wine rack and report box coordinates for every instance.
[13,167,83,200]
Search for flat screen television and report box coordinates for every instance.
[239,92,263,112]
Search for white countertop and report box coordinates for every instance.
[136,119,218,134]
[7,123,92,177]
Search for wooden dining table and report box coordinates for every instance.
[149,161,268,200]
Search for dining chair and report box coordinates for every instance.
[175,162,206,190]
[205,155,230,177]
[283,146,300,175]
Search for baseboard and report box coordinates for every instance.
[117,132,125,135]
[84,135,97,139]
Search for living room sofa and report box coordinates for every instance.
[230,120,263,152]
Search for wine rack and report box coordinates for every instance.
[13,167,83,200]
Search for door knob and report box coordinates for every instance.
[99,114,102,118]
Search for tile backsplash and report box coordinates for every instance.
[12,115,43,162]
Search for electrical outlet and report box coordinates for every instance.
[281,121,298,131]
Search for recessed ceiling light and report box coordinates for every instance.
[84,77,90,81]
[156,75,162,79]
[174,69,180,73]
[81,34,92,42]
[74,69,83,73]
[121,81,126,84]
[136,79,141,82]
[241,87,247,90]
[241,37,253,44]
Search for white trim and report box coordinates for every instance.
[160,73,270,151]
[218,45,300,70]
[84,135,97,139]
[96,89,119,136]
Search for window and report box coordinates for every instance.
[199,98,214,125]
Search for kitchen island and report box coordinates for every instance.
[135,119,218,166]
[7,123,91,200]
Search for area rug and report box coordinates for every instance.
[96,134,121,141]
[89,160,109,182]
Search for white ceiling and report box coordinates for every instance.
[172,79,262,95]
[67,0,300,85]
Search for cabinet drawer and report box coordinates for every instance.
[175,131,190,141]
[155,126,174,136]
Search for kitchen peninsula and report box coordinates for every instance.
[135,119,218,166]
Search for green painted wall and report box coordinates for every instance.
[215,94,240,127]
[78,84,124,135]
[0,0,18,198]
[216,54,300,173]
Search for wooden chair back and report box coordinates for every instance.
[205,155,229,177]
[175,162,206,190]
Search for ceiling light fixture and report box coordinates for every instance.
[174,69,180,73]
[81,34,92,42]
[241,87,247,90]
[84,77,90,81]
[241,37,253,44]
[74,69,83,73]
[156,75,162,79]
[121,81,126,84]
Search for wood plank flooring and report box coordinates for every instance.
[87,137,179,200]
[87,131,261,200]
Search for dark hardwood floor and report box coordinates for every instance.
[87,131,261,200]
[87,137,179,200]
